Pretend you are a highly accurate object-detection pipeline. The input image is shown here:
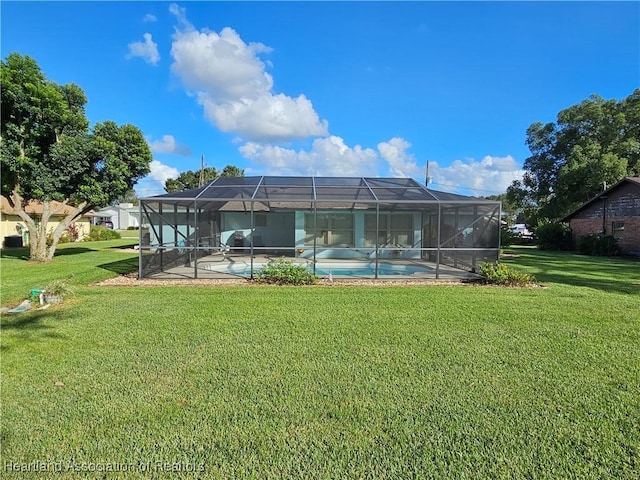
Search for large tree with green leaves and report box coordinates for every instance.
[484,193,522,224]
[164,164,244,193]
[1,53,151,261]
[507,89,640,223]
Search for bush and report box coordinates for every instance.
[85,226,121,242]
[256,258,318,285]
[578,234,619,256]
[57,233,71,244]
[479,262,536,287]
[500,225,520,248]
[46,230,72,246]
[67,222,82,242]
[535,219,573,250]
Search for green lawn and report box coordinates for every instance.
[1,243,638,478]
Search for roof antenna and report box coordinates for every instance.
[199,155,205,187]
[425,162,432,187]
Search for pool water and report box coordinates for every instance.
[317,264,432,276]
[212,262,433,277]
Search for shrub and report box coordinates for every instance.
[535,219,573,250]
[67,222,82,242]
[46,230,70,246]
[256,258,318,285]
[479,262,536,287]
[500,225,520,248]
[578,234,619,256]
[85,226,121,242]
[58,233,71,244]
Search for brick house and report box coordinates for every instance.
[561,177,640,255]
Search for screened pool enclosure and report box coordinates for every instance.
[138,176,501,280]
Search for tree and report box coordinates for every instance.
[484,193,522,224]
[164,164,244,193]
[117,188,139,206]
[1,53,151,261]
[220,164,244,178]
[507,89,640,223]
[165,167,218,193]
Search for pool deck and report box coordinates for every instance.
[143,252,482,282]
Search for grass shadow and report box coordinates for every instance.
[0,247,30,260]
[0,307,78,349]
[97,257,139,275]
[504,247,640,295]
[1,310,57,330]
[108,243,138,250]
[1,246,98,260]
[53,247,97,256]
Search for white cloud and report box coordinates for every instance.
[134,160,181,197]
[239,136,377,176]
[127,33,160,65]
[148,135,191,156]
[168,3,188,26]
[428,155,525,195]
[143,13,157,22]
[377,137,422,178]
[199,93,328,142]
[148,159,180,184]
[169,5,328,142]
[159,3,522,197]
[237,135,524,195]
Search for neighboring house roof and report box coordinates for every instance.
[94,207,117,217]
[95,203,139,215]
[0,196,94,217]
[560,177,640,222]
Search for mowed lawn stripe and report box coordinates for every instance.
[1,244,639,478]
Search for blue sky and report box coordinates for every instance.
[2,1,638,197]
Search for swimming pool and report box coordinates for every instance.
[204,261,434,277]
[317,263,433,277]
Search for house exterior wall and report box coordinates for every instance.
[567,182,640,254]
[116,203,140,229]
[219,210,427,259]
[222,211,295,248]
[569,217,640,254]
[0,213,24,245]
[1,213,91,247]
[122,208,140,229]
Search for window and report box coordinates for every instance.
[304,213,354,246]
[612,221,624,231]
[364,213,414,247]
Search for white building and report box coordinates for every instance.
[93,203,140,230]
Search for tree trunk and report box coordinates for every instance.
[5,192,86,262]
[44,201,86,261]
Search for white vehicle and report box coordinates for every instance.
[508,224,533,238]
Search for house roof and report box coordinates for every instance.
[560,177,640,222]
[0,196,94,216]
[143,176,498,206]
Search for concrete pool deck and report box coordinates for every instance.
[141,253,482,282]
